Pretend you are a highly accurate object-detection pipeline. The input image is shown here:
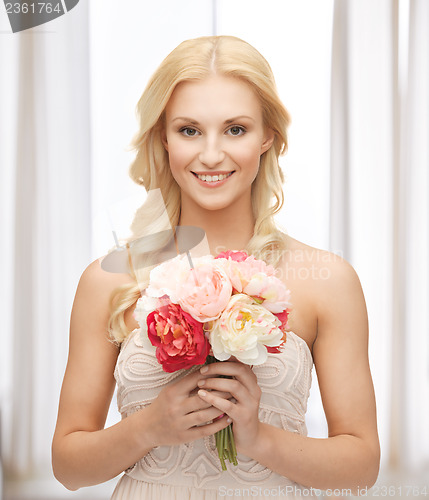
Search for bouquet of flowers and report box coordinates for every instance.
[134,250,291,470]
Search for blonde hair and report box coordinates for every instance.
[109,35,291,342]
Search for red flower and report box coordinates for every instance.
[147,302,209,373]
[267,309,289,353]
[215,250,248,262]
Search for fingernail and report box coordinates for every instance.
[226,417,232,424]
[198,379,205,387]
[200,366,208,374]
[198,390,207,397]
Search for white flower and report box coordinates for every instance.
[133,294,161,328]
[208,294,284,365]
[145,254,194,303]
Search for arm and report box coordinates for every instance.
[52,259,230,491]
[198,257,380,492]
[51,259,149,490]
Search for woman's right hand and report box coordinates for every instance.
[142,369,231,449]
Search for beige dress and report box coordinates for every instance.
[111,326,313,499]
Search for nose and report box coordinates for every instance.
[198,136,225,168]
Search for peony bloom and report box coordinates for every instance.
[267,309,289,353]
[177,261,232,322]
[242,273,292,313]
[216,255,290,313]
[237,255,277,279]
[215,254,276,292]
[146,302,209,373]
[274,309,290,332]
[208,294,284,365]
[145,254,193,303]
[134,294,171,328]
[215,250,248,262]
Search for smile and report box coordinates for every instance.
[192,172,234,182]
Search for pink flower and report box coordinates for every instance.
[216,255,289,312]
[242,273,291,313]
[215,250,248,262]
[146,302,209,373]
[238,256,276,282]
[177,261,232,322]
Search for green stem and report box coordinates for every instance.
[207,357,238,470]
[228,424,238,465]
[219,428,226,470]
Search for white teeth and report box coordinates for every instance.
[195,172,233,182]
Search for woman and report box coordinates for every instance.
[52,36,380,499]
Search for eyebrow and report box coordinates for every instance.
[171,115,255,125]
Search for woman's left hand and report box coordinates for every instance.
[197,360,261,456]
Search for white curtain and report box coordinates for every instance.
[1,1,428,497]
[0,0,92,483]
[402,0,429,470]
[330,0,395,466]
[330,0,429,471]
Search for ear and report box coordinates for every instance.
[161,128,169,151]
[260,129,275,155]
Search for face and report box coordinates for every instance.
[162,75,274,213]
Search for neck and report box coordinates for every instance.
[179,197,255,256]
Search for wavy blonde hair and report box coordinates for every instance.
[109,35,291,343]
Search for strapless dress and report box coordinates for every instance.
[111,326,313,499]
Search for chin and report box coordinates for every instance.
[200,203,232,212]
[200,196,243,212]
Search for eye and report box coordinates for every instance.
[227,126,246,136]
[180,127,199,137]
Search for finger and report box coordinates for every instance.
[200,362,257,387]
[171,368,212,394]
[197,377,249,403]
[197,388,238,419]
[189,388,232,400]
[180,388,233,416]
[184,390,232,413]
[183,404,228,428]
[187,413,231,440]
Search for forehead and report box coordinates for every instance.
[165,75,263,121]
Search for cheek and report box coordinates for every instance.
[167,141,194,174]
[230,142,262,170]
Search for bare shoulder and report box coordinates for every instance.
[281,234,343,267]
[281,234,362,291]
[278,235,366,347]
[72,257,138,338]
[78,257,136,294]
